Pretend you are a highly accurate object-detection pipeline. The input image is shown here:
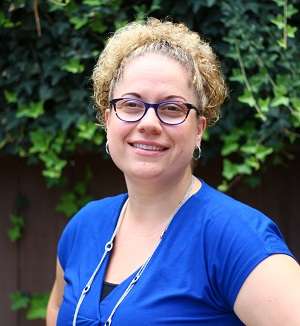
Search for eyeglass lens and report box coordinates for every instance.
[114,98,189,124]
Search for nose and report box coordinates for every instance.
[137,107,162,135]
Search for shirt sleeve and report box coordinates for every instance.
[57,211,80,271]
[205,204,294,309]
[57,201,94,270]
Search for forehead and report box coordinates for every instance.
[123,52,190,77]
[112,53,195,99]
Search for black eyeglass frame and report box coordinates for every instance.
[109,97,201,125]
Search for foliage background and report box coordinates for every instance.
[1,0,299,320]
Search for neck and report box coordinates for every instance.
[124,171,198,227]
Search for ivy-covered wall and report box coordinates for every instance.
[1,0,300,187]
[1,0,299,321]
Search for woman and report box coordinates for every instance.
[47,18,300,325]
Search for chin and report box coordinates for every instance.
[118,162,167,181]
[113,156,191,182]
[128,168,165,181]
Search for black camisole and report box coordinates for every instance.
[101,281,118,300]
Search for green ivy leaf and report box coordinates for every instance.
[223,158,253,181]
[241,142,257,155]
[249,70,268,92]
[255,145,273,161]
[245,175,261,188]
[8,227,22,242]
[56,167,93,217]
[274,82,288,96]
[277,39,286,49]
[83,0,103,6]
[202,130,210,141]
[69,16,88,30]
[286,4,298,18]
[4,90,17,103]
[229,68,244,83]
[61,58,84,74]
[291,111,300,128]
[271,15,284,29]
[223,159,239,180]
[271,95,289,107]
[51,132,65,153]
[26,294,49,320]
[258,97,270,113]
[29,130,52,154]
[8,214,24,242]
[77,120,97,140]
[272,0,284,7]
[0,137,8,150]
[10,292,30,311]
[0,11,14,28]
[291,98,300,111]
[16,101,44,119]
[40,151,67,179]
[77,120,104,145]
[221,142,239,156]
[48,0,71,7]
[74,181,86,196]
[245,156,260,170]
[238,90,256,108]
[56,192,77,216]
[218,182,229,192]
[89,18,107,34]
[206,0,217,7]
[221,131,242,156]
[93,132,103,145]
[287,25,297,38]
[150,0,161,12]
[237,163,252,175]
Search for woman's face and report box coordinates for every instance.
[105,53,206,183]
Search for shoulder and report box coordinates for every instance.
[196,180,262,218]
[66,193,127,229]
[192,180,293,307]
[57,193,127,269]
[194,181,283,244]
[79,193,127,216]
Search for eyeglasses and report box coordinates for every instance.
[109,98,200,125]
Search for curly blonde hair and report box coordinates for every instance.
[92,18,227,126]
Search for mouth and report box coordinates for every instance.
[130,142,168,152]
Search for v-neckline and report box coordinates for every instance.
[99,252,142,303]
[97,180,203,320]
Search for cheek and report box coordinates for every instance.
[172,129,195,156]
[107,119,132,146]
[178,124,198,145]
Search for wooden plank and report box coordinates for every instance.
[18,161,65,326]
[0,157,19,326]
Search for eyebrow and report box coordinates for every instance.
[120,92,187,102]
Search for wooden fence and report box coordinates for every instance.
[0,153,299,325]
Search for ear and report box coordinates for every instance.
[104,109,111,130]
[196,116,207,145]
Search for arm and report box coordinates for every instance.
[46,258,65,326]
[234,254,300,326]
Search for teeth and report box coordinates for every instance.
[133,143,164,151]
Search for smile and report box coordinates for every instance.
[131,143,166,151]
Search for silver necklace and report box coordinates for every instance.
[72,176,196,326]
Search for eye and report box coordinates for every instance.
[120,99,143,109]
[159,102,187,115]
[124,100,139,107]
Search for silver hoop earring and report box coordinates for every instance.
[105,140,110,156]
[193,144,201,160]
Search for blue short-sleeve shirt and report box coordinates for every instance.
[56,180,293,325]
